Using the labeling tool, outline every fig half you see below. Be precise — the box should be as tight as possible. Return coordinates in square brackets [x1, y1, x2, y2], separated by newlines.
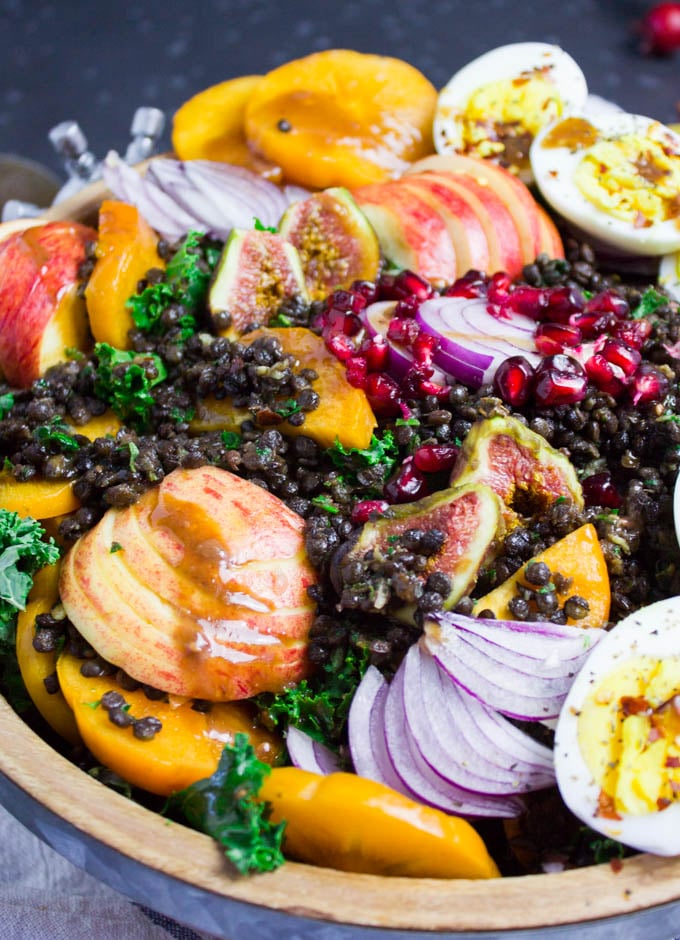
[278, 187, 381, 300]
[450, 415, 583, 515]
[209, 228, 309, 338]
[334, 483, 505, 622]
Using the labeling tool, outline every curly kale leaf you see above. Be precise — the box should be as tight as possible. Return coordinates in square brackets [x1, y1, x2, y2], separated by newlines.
[127, 230, 221, 338]
[0, 511, 59, 709]
[92, 344, 167, 432]
[326, 431, 399, 488]
[168, 733, 285, 875]
[256, 640, 370, 748]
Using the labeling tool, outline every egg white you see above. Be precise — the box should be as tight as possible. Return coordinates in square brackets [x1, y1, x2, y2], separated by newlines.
[554, 596, 680, 856]
[659, 250, 680, 302]
[531, 112, 680, 256]
[434, 42, 588, 183]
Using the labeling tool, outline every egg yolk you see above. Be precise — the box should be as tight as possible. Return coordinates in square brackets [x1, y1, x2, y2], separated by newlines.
[574, 128, 680, 226]
[578, 655, 680, 816]
[453, 72, 562, 171]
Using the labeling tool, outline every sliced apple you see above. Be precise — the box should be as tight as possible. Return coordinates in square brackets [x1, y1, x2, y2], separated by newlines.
[59, 466, 318, 701]
[353, 181, 457, 286]
[536, 204, 565, 260]
[406, 153, 544, 265]
[399, 174, 489, 275]
[0, 221, 96, 387]
[417, 170, 525, 277]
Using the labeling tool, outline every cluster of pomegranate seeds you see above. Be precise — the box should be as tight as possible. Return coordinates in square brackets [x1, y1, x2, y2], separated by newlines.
[490, 280, 669, 408]
[315, 269, 447, 417]
[316, 265, 671, 508]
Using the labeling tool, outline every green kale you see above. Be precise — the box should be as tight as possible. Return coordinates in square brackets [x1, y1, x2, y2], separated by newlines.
[34, 416, 80, 453]
[256, 639, 369, 748]
[326, 431, 399, 488]
[93, 343, 167, 433]
[0, 510, 60, 709]
[168, 733, 285, 875]
[631, 287, 667, 320]
[253, 217, 277, 234]
[220, 431, 241, 450]
[127, 230, 221, 338]
[0, 392, 14, 419]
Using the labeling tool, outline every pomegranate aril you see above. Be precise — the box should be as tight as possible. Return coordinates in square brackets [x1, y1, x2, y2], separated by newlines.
[601, 339, 641, 376]
[585, 353, 627, 397]
[393, 296, 421, 319]
[412, 331, 439, 364]
[543, 285, 586, 323]
[413, 444, 459, 473]
[535, 322, 582, 355]
[364, 371, 403, 416]
[582, 471, 623, 509]
[351, 499, 390, 524]
[345, 356, 368, 388]
[383, 456, 429, 503]
[506, 285, 549, 319]
[360, 336, 389, 371]
[534, 354, 587, 407]
[378, 270, 433, 301]
[629, 363, 670, 404]
[387, 316, 420, 345]
[569, 310, 618, 339]
[350, 280, 379, 304]
[612, 318, 652, 349]
[585, 290, 630, 319]
[325, 332, 356, 362]
[493, 355, 536, 407]
[487, 271, 513, 305]
[444, 269, 489, 298]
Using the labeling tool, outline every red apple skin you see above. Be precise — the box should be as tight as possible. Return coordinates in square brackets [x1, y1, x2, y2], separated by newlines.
[59, 466, 319, 702]
[414, 171, 523, 278]
[0, 221, 96, 387]
[399, 175, 489, 276]
[407, 154, 544, 265]
[353, 182, 458, 286]
[536, 204, 565, 259]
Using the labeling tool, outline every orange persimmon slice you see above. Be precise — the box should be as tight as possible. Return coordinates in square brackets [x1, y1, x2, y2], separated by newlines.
[474, 523, 610, 629]
[57, 650, 282, 796]
[244, 50, 437, 189]
[85, 200, 164, 349]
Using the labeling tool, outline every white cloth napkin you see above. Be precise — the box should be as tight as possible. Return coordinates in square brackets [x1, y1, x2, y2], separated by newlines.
[0, 803, 217, 940]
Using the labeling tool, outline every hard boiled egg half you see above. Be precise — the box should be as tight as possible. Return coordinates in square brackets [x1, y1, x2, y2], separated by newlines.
[659, 249, 680, 302]
[554, 596, 680, 856]
[434, 42, 588, 182]
[531, 112, 680, 256]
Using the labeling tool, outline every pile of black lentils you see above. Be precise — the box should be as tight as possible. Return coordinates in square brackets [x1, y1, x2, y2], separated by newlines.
[3, 232, 680, 869]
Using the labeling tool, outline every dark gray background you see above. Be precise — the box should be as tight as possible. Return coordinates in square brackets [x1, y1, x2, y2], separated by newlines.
[1, 0, 679, 183]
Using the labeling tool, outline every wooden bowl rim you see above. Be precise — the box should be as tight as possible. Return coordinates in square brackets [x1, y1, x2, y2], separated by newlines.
[2, 176, 680, 933]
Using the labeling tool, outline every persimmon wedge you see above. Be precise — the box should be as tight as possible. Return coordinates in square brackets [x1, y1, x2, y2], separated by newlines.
[474, 523, 610, 629]
[191, 326, 377, 450]
[57, 650, 281, 796]
[15, 562, 80, 745]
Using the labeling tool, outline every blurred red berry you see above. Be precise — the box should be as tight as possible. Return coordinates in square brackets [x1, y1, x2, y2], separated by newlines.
[639, 2, 680, 54]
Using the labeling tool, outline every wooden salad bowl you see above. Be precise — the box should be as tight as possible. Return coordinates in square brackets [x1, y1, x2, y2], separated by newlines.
[1, 181, 680, 939]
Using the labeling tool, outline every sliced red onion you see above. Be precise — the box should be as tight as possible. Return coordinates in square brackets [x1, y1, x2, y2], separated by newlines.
[101, 152, 307, 241]
[423, 611, 601, 720]
[286, 725, 341, 775]
[363, 301, 448, 381]
[347, 665, 404, 791]
[405, 645, 555, 794]
[416, 296, 541, 388]
[385, 659, 524, 818]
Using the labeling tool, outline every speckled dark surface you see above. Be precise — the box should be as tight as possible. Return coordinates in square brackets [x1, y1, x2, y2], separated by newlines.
[0, 0, 679, 185]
